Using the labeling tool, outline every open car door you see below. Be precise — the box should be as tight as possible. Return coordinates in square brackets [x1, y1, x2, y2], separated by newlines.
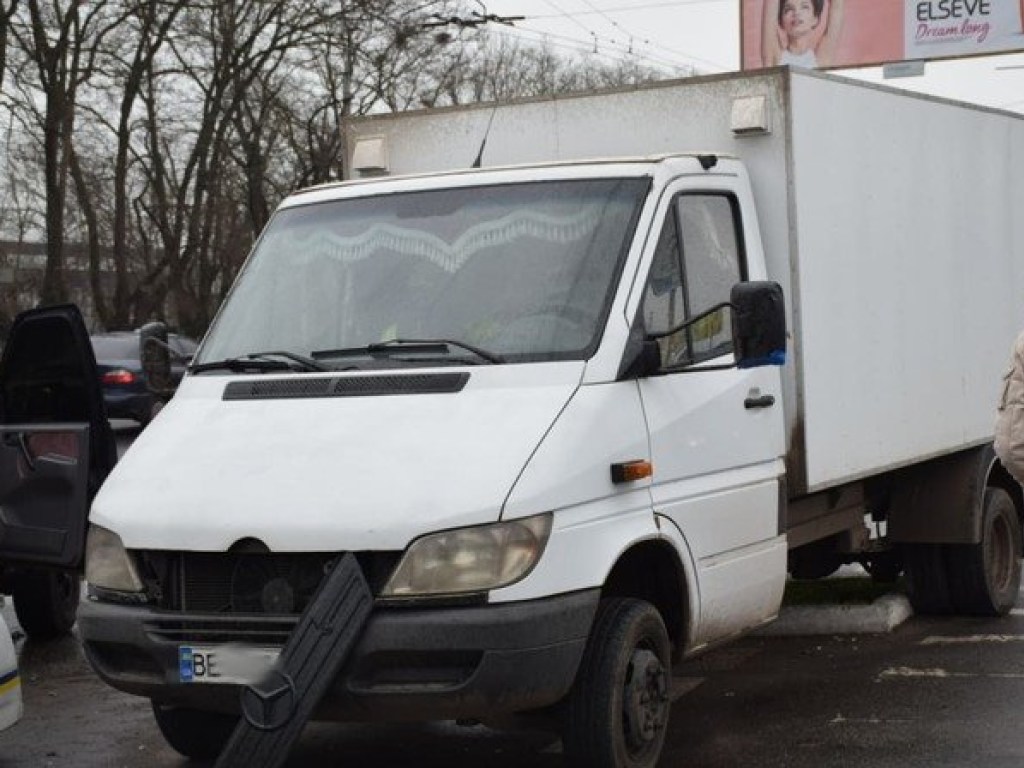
[0, 305, 116, 571]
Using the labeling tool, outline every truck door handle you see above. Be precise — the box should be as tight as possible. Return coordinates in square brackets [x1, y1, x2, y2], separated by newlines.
[744, 394, 775, 409]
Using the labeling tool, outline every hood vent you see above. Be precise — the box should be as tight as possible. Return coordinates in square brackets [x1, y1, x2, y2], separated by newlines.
[223, 372, 470, 400]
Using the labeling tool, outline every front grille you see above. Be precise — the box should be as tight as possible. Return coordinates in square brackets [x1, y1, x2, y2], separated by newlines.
[145, 615, 299, 645]
[134, 550, 400, 614]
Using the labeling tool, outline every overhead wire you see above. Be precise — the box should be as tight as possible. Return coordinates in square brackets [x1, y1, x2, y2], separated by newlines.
[529, 0, 733, 17]
[577, 0, 645, 54]
[522, 0, 734, 71]
[484, 22, 695, 73]
[541, 0, 597, 38]
[410, 0, 729, 72]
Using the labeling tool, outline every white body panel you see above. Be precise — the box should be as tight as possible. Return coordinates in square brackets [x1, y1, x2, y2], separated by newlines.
[350, 68, 1024, 494]
[0, 604, 22, 732]
[92, 364, 582, 552]
[787, 74, 1024, 490]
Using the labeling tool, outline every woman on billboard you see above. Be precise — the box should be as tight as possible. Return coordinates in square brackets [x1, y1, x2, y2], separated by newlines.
[761, 0, 845, 68]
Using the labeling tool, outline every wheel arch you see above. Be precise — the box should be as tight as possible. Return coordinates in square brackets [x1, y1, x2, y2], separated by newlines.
[600, 536, 692, 662]
[888, 444, 1008, 545]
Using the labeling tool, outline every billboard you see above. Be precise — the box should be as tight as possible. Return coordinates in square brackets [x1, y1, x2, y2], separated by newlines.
[741, 0, 1024, 70]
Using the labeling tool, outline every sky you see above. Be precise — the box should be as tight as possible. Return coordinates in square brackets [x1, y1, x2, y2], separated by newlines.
[481, 0, 1024, 113]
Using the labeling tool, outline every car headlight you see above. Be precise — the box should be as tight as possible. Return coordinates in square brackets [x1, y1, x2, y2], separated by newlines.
[85, 525, 144, 593]
[382, 513, 552, 597]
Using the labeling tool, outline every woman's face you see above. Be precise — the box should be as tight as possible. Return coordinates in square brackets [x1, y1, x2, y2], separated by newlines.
[781, 0, 820, 38]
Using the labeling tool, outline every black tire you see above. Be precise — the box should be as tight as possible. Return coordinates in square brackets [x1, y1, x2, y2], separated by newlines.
[788, 538, 842, 580]
[946, 487, 1023, 616]
[902, 543, 954, 614]
[563, 598, 671, 768]
[151, 702, 238, 760]
[11, 570, 80, 640]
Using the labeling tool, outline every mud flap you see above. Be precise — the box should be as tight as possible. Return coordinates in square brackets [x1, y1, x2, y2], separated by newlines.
[215, 553, 372, 768]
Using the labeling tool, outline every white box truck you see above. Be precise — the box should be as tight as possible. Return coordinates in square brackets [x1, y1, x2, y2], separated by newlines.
[1, 67, 1022, 767]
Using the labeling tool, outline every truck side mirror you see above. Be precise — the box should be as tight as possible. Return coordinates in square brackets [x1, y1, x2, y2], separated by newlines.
[139, 321, 173, 396]
[731, 281, 786, 368]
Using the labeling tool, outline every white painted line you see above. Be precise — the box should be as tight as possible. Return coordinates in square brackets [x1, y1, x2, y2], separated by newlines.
[878, 667, 1024, 680]
[1011, 608, 1024, 616]
[920, 634, 1024, 645]
[830, 713, 912, 724]
[879, 667, 951, 678]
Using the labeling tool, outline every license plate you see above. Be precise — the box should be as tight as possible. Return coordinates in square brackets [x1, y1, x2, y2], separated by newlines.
[178, 644, 279, 685]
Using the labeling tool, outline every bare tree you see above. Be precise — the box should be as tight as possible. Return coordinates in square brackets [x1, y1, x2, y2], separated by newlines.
[1, 2, 677, 333]
[415, 31, 668, 107]
[101, 0, 184, 328]
[136, 0, 328, 334]
[7, 0, 125, 304]
[0, 0, 17, 92]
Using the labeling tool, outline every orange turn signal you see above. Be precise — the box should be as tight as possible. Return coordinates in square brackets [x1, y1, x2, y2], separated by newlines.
[610, 460, 653, 484]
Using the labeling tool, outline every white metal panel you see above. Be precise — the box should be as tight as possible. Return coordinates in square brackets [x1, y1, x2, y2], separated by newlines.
[493, 380, 663, 602]
[346, 69, 1024, 494]
[500, 380, 650, 520]
[789, 72, 1024, 490]
[90, 364, 582, 552]
[688, 535, 787, 649]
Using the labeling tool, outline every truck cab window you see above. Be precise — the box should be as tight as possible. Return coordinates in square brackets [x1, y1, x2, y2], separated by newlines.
[642, 193, 744, 368]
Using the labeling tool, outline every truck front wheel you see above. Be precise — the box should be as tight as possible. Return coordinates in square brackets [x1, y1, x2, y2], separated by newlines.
[946, 487, 1022, 616]
[151, 702, 237, 759]
[562, 598, 671, 768]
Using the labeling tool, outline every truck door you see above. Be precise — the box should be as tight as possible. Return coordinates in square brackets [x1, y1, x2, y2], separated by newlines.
[0, 305, 115, 569]
[636, 183, 787, 647]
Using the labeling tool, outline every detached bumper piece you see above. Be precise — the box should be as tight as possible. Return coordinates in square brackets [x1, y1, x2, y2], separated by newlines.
[215, 553, 371, 768]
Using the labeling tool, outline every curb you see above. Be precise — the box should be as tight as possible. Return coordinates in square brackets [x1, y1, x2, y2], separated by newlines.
[755, 594, 913, 636]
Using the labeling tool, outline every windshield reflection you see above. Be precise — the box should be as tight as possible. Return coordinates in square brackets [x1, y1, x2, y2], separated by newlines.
[198, 178, 648, 369]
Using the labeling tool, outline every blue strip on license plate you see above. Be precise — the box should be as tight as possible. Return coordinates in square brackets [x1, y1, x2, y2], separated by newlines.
[179, 646, 194, 682]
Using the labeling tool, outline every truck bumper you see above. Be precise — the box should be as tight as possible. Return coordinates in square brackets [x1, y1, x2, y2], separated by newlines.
[78, 589, 599, 721]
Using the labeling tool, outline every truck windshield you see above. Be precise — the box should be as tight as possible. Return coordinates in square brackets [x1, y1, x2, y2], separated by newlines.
[197, 178, 648, 369]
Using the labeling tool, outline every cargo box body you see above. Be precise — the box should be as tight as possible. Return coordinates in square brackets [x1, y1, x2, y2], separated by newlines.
[347, 68, 1024, 496]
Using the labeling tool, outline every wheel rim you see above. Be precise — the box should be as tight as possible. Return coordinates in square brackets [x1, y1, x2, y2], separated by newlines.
[986, 506, 1015, 595]
[622, 647, 669, 757]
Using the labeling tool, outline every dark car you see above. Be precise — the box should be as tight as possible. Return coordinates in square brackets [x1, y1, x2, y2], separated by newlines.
[90, 331, 197, 424]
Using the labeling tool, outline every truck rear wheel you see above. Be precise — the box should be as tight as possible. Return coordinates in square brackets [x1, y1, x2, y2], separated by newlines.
[11, 570, 80, 640]
[946, 487, 1022, 616]
[562, 598, 671, 768]
[151, 702, 237, 759]
[902, 543, 953, 615]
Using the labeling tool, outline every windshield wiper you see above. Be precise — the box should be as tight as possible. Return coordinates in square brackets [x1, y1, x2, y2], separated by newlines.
[312, 338, 504, 365]
[191, 350, 328, 374]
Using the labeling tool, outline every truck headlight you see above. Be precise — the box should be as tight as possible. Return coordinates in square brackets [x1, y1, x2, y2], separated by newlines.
[382, 513, 552, 597]
[85, 525, 144, 593]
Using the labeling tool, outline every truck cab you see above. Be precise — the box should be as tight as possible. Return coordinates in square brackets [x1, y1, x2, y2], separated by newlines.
[73, 156, 787, 767]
